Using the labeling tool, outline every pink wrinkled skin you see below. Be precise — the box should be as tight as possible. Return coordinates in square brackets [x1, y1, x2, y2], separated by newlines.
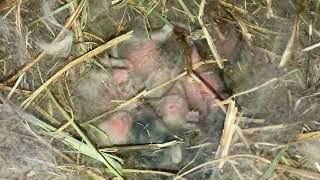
[183, 71, 222, 116]
[126, 40, 161, 76]
[98, 111, 133, 145]
[112, 69, 130, 85]
[158, 95, 199, 130]
[144, 68, 172, 98]
[158, 45, 226, 127]
[111, 69, 137, 99]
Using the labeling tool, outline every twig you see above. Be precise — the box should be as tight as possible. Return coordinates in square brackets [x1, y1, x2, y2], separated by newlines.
[231, 13, 252, 44]
[174, 28, 193, 76]
[229, 78, 277, 99]
[218, 0, 247, 15]
[266, 0, 273, 18]
[215, 100, 238, 168]
[198, 0, 223, 69]
[177, 0, 195, 22]
[242, 124, 287, 134]
[6, 73, 25, 99]
[119, 168, 183, 179]
[0, 0, 16, 11]
[100, 140, 182, 152]
[15, 0, 22, 37]
[302, 42, 320, 52]
[0, 84, 31, 95]
[230, 161, 245, 180]
[296, 131, 320, 141]
[278, 4, 301, 68]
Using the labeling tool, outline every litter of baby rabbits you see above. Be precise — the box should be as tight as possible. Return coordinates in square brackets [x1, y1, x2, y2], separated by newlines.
[1, 0, 320, 179]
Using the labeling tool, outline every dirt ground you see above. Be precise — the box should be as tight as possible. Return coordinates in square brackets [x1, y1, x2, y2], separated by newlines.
[1, 0, 320, 179]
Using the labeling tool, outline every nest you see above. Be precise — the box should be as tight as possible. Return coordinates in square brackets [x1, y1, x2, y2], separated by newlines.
[0, 0, 320, 179]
